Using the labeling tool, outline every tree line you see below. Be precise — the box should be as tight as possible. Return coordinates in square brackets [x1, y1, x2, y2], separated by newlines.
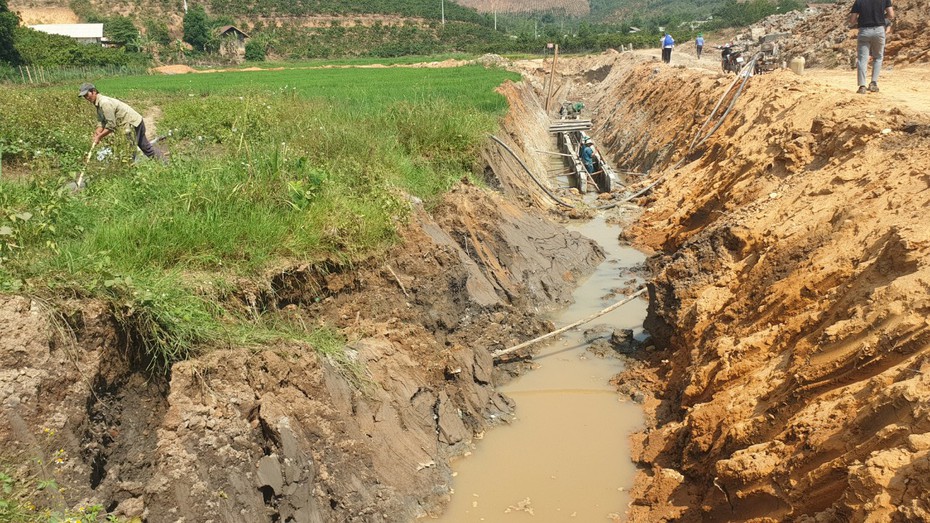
[0, 0, 805, 71]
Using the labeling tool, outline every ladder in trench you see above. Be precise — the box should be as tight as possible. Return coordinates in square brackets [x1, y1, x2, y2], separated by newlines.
[547, 116, 618, 194]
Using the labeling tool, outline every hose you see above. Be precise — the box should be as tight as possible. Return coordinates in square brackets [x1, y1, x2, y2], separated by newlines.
[488, 134, 575, 208]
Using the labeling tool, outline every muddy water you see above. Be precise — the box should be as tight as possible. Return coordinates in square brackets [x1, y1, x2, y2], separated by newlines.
[434, 216, 646, 522]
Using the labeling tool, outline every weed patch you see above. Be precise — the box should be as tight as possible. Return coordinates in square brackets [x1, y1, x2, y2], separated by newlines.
[0, 63, 518, 370]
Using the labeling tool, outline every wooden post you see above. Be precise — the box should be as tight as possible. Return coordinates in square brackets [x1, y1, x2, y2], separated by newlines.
[18, 65, 24, 83]
[544, 44, 559, 113]
[25, 66, 33, 84]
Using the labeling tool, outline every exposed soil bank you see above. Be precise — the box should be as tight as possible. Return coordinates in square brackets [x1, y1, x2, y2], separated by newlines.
[0, 179, 606, 521]
[567, 52, 930, 520]
[436, 217, 647, 522]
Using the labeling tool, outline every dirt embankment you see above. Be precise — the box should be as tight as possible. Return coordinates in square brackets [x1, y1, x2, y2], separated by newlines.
[0, 174, 604, 521]
[576, 53, 930, 520]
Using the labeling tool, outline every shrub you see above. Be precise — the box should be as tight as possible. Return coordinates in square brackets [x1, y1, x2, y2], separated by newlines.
[0, 0, 21, 65]
[13, 26, 143, 66]
[244, 40, 265, 61]
[183, 5, 211, 51]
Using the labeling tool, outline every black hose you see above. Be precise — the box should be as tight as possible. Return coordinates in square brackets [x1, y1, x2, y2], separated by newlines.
[488, 134, 576, 208]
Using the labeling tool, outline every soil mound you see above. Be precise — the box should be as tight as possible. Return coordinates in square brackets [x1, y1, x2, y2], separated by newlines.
[749, 0, 930, 67]
[151, 64, 196, 75]
[8, 4, 78, 25]
[579, 55, 930, 521]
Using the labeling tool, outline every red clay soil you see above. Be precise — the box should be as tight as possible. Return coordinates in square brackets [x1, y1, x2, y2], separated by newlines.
[556, 38, 930, 523]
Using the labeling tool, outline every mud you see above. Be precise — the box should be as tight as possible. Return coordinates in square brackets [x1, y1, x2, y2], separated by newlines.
[545, 47, 930, 523]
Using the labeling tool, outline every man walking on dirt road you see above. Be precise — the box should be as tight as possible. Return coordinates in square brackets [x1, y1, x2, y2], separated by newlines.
[79, 83, 166, 162]
[696, 34, 705, 60]
[849, 0, 894, 94]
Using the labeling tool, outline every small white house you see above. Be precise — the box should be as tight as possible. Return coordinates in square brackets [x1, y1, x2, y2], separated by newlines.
[29, 24, 104, 45]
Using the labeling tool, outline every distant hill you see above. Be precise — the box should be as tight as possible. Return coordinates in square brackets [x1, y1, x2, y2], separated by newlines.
[5, 0, 819, 64]
[448, 0, 730, 22]
[454, 0, 589, 17]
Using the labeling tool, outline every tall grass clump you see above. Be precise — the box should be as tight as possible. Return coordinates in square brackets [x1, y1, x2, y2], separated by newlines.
[0, 62, 519, 368]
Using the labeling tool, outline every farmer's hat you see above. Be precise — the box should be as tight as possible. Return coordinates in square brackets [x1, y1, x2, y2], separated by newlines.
[78, 83, 96, 97]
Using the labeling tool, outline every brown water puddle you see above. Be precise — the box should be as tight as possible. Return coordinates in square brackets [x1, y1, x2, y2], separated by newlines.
[433, 216, 646, 522]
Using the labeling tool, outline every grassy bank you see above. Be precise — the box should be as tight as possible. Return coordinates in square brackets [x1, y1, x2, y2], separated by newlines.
[0, 62, 519, 368]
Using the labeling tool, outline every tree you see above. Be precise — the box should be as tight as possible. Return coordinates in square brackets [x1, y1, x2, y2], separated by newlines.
[183, 4, 210, 51]
[106, 16, 139, 47]
[0, 0, 22, 65]
[144, 19, 172, 46]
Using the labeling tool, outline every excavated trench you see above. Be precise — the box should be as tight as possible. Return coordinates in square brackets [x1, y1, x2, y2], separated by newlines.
[435, 216, 648, 522]
[2, 50, 930, 523]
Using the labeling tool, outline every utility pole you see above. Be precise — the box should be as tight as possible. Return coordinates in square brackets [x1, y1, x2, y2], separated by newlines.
[493, 0, 497, 31]
[441, 0, 445, 25]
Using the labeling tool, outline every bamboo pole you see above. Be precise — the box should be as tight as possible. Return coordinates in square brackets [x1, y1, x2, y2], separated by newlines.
[585, 170, 603, 193]
[18, 65, 25, 83]
[492, 287, 647, 360]
[534, 149, 574, 158]
[544, 44, 559, 113]
[25, 66, 33, 84]
[385, 264, 409, 298]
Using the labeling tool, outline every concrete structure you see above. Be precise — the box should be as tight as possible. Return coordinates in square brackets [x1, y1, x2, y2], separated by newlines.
[29, 23, 103, 45]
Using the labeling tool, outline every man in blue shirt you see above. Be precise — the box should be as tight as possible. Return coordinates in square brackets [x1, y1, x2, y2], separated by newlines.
[850, 0, 894, 94]
[581, 140, 595, 174]
[662, 33, 675, 63]
[696, 34, 705, 60]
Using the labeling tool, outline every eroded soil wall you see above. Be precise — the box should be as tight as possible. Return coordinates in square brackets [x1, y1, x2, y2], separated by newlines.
[0, 175, 604, 521]
[593, 60, 930, 521]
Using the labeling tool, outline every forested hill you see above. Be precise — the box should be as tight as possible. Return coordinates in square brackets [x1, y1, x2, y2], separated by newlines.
[3, 0, 807, 68]
[76, 0, 488, 25]
[204, 0, 484, 23]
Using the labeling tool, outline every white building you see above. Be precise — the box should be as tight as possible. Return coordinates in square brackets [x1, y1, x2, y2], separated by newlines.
[29, 24, 104, 45]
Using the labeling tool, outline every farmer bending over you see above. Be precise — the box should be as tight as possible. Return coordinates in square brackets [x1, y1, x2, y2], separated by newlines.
[79, 82, 166, 162]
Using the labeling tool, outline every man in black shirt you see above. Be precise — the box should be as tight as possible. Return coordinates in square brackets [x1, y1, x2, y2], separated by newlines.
[850, 0, 895, 94]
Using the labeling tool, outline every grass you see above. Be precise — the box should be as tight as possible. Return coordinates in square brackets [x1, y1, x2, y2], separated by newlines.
[0, 61, 520, 370]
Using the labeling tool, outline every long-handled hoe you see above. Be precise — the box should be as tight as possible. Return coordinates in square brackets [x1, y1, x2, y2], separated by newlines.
[66, 143, 95, 193]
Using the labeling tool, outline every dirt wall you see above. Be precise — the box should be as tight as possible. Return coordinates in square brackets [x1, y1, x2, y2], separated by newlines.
[0, 180, 604, 521]
[590, 59, 930, 520]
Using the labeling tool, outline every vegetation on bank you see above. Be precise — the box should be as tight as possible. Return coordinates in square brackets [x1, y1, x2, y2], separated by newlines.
[0, 64, 518, 369]
[0, 0, 806, 74]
